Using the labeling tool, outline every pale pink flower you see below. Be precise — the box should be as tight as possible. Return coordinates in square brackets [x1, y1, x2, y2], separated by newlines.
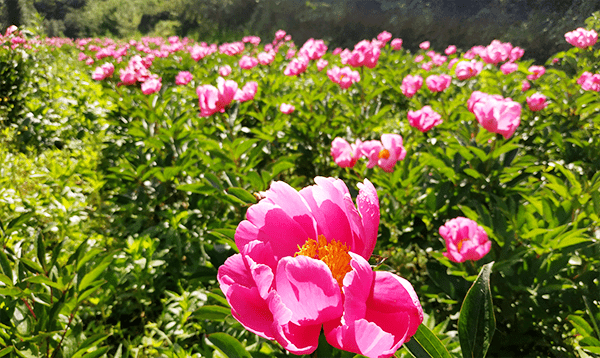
[218, 177, 422, 356]
[401, 75, 423, 98]
[280, 103, 295, 114]
[175, 71, 193, 85]
[463, 50, 476, 59]
[414, 54, 424, 63]
[361, 135, 406, 172]
[447, 58, 459, 69]
[455, 60, 483, 80]
[470, 92, 522, 139]
[119, 67, 137, 85]
[284, 55, 309, 76]
[333, 47, 343, 55]
[327, 66, 360, 89]
[425, 74, 452, 92]
[85, 58, 94, 65]
[360, 140, 384, 169]
[419, 41, 430, 50]
[219, 65, 232, 77]
[421, 62, 433, 71]
[219, 41, 245, 56]
[579, 72, 600, 92]
[377, 31, 392, 44]
[526, 93, 548, 111]
[408, 106, 443, 132]
[565, 28, 598, 48]
[391, 38, 403, 50]
[298, 38, 328, 60]
[500, 62, 518, 75]
[286, 48, 296, 60]
[275, 29, 286, 41]
[258, 51, 275, 65]
[479, 40, 510, 64]
[577, 72, 592, 85]
[521, 80, 530, 92]
[5, 25, 18, 36]
[234, 81, 258, 102]
[243, 36, 261, 45]
[239, 55, 259, 69]
[92, 63, 114, 81]
[439, 217, 491, 263]
[284, 34, 292, 41]
[331, 138, 362, 168]
[317, 59, 328, 71]
[78, 52, 88, 61]
[141, 76, 162, 95]
[445, 45, 457, 55]
[527, 66, 545, 80]
[509, 47, 524, 61]
[431, 53, 447, 66]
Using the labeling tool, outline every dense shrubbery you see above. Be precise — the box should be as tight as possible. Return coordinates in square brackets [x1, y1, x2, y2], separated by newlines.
[0, 17, 600, 358]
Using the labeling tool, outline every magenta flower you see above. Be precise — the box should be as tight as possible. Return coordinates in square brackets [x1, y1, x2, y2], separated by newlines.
[479, 40, 510, 64]
[298, 38, 328, 60]
[196, 77, 238, 117]
[327, 66, 361, 89]
[219, 41, 245, 56]
[527, 65, 545, 80]
[439, 217, 491, 263]
[175, 71, 193, 85]
[280, 103, 295, 114]
[234, 81, 258, 103]
[509, 47, 524, 61]
[317, 59, 329, 71]
[243, 35, 261, 45]
[391, 38, 403, 50]
[401, 75, 423, 98]
[239, 55, 259, 70]
[346, 40, 381, 68]
[361, 140, 384, 169]
[92, 63, 114, 81]
[331, 138, 362, 168]
[455, 60, 483, 80]
[447, 58, 459, 69]
[445, 45, 457, 55]
[284, 55, 309, 76]
[578, 72, 600, 92]
[217, 177, 423, 356]
[218, 65, 232, 77]
[425, 74, 452, 92]
[470, 92, 522, 139]
[421, 62, 433, 71]
[361, 135, 406, 172]
[521, 80, 531, 92]
[565, 28, 598, 48]
[258, 51, 275, 65]
[275, 29, 286, 41]
[500, 62, 518, 75]
[419, 41, 430, 50]
[526, 93, 548, 111]
[431, 53, 447, 66]
[377, 31, 392, 44]
[141, 76, 162, 95]
[333, 47, 343, 55]
[408, 106, 443, 133]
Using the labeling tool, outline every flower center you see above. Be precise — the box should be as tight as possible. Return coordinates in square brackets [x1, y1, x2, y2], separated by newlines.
[294, 235, 352, 287]
[457, 237, 471, 252]
[378, 149, 390, 159]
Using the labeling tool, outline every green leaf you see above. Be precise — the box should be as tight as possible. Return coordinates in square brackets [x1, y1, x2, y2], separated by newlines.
[194, 305, 232, 321]
[207, 332, 252, 358]
[569, 315, 595, 337]
[458, 262, 495, 358]
[23, 275, 65, 291]
[82, 347, 110, 358]
[36, 235, 46, 273]
[405, 324, 453, 358]
[0, 347, 14, 357]
[227, 187, 257, 204]
[78, 256, 112, 292]
[0, 251, 12, 277]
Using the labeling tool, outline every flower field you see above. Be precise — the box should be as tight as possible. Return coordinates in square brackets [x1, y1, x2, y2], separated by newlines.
[0, 19, 600, 358]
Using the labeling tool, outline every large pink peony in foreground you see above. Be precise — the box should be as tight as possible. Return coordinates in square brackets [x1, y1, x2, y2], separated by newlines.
[218, 178, 423, 357]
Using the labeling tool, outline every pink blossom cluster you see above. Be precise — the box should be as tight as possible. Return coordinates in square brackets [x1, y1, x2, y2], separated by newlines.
[327, 66, 360, 89]
[242, 36, 261, 45]
[578, 72, 600, 92]
[455, 60, 483, 80]
[425, 74, 452, 92]
[565, 28, 598, 48]
[196, 78, 258, 117]
[468, 91, 522, 139]
[298, 38, 328, 60]
[439, 217, 491, 263]
[284, 55, 309, 76]
[331, 134, 407, 172]
[500, 62, 518, 75]
[527, 65, 546, 80]
[401, 75, 423, 98]
[119, 55, 153, 86]
[407, 106, 443, 132]
[478, 40, 512, 64]
[316, 59, 328, 71]
[390, 38, 403, 50]
[92, 63, 115, 81]
[189, 43, 217, 61]
[175, 71, 193, 85]
[526, 93, 548, 111]
[257, 51, 276, 65]
[239, 55, 259, 69]
[377, 31, 392, 45]
[279, 103, 295, 114]
[340, 40, 381, 68]
[219, 41, 245, 56]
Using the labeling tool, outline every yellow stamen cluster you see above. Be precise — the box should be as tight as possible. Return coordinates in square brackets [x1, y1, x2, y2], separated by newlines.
[378, 149, 390, 159]
[457, 237, 470, 252]
[295, 235, 352, 288]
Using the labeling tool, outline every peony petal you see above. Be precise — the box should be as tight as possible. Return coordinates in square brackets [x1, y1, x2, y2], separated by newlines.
[263, 181, 317, 241]
[357, 179, 380, 259]
[217, 253, 254, 296]
[227, 285, 277, 340]
[275, 256, 343, 325]
[325, 318, 396, 358]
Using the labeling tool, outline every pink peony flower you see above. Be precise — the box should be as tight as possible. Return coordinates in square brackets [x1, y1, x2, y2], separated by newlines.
[500, 62, 518, 75]
[346, 40, 381, 68]
[509, 47, 524, 61]
[431, 53, 447, 66]
[234, 81, 258, 102]
[298, 38, 328, 60]
[196, 77, 238, 117]
[327, 66, 360, 89]
[521, 80, 531, 92]
[425, 74, 452, 92]
[275, 29, 286, 41]
[317, 59, 328, 71]
[445, 45, 457, 55]
[526, 93, 548, 111]
[141, 76, 162, 95]
[455, 60, 483, 80]
[377, 31, 392, 44]
[239, 55, 259, 70]
[175, 71, 193, 85]
[447, 58, 459, 69]
[421, 62, 433, 71]
[331, 138, 362, 168]
[92, 63, 114, 81]
[284, 55, 309, 76]
[85, 58, 94, 65]
[479, 40, 510, 64]
[361, 134, 406, 172]
[470, 92, 522, 139]
[579, 72, 600, 92]
[243, 36, 261, 45]
[217, 177, 423, 356]
[439, 217, 491, 263]
[407, 106, 443, 132]
[280, 103, 295, 114]
[527, 65, 545, 80]
[414, 54, 424, 63]
[286, 48, 296, 59]
[258, 51, 275, 65]
[565, 28, 598, 48]
[419, 41, 430, 50]
[333, 47, 343, 55]
[284, 34, 292, 42]
[219, 65, 232, 77]
[401, 75, 423, 98]
[219, 41, 245, 56]
[390, 38, 403, 50]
